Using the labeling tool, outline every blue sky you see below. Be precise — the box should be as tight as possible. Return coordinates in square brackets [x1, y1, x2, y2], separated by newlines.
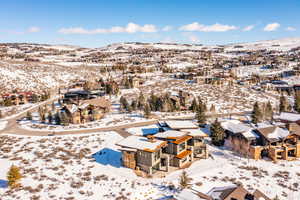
[0, 0, 299, 47]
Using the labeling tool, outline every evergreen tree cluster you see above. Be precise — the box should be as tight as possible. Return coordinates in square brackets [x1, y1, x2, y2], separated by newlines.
[279, 95, 291, 113]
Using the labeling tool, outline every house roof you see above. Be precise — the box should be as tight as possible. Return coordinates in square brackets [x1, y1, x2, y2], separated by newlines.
[165, 120, 198, 129]
[241, 130, 259, 140]
[183, 129, 209, 137]
[256, 126, 290, 142]
[172, 135, 193, 144]
[288, 123, 300, 136]
[253, 189, 271, 200]
[81, 97, 111, 108]
[207, 185, 248, 200]
[116, 135, 166, 152]
[176, 189, 209, 200]
[221, 121, 251, 134]
[279, 112, 300, 122]
[155, 130, 186, 139]
[207, 185, 236, 200]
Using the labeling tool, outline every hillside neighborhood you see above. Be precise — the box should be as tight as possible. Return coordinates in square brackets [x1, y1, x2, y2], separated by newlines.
[0, 38, 300, 200]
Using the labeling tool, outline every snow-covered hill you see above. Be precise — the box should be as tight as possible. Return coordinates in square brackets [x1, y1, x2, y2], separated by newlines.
[99, 37, 300, 52]
[224, 37, 300, 52]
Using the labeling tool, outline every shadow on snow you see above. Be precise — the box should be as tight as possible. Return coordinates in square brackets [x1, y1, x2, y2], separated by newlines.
[92, 148, 122, 168]
[0, 179, 8, 188]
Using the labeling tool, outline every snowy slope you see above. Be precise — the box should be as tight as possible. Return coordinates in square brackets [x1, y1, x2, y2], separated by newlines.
[224, 37, 300, 52]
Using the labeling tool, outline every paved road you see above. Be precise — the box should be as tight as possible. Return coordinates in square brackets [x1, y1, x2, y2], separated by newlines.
[0, 92, 252, 138]
[0, 109, 250, 138]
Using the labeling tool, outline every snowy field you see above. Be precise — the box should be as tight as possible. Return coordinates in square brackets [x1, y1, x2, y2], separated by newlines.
[0, 120, 7, 131]
[0, 131, 299, 199]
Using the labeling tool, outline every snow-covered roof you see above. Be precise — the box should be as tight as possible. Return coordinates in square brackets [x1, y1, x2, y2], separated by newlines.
[154, 130, 186, 139]
[257, 126, 290, 141]
[279, 112, 300, 122]
[242, 130, 259, 139]
[207, 185, 237, 199]
[176, 189, 206, 200]
[268, 127, 290, 139]
[165, 120, 198, 129]
[116, 135, 165, 152]
[184, 129, 209, 137]
[221, 121, 251, 134]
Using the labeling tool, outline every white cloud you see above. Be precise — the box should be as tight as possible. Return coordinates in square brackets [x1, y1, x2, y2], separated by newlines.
[179, 22, 238, 32]
[286, 26, 296, 31]
[58, 22, 157, 34]
[162, 25, 173, 31]
[28, 26, 40, 33]
[263, 23, 280, 31]
[242, 25, 255, 31]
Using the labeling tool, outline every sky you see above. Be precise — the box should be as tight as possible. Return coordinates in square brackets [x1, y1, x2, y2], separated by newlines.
[0, 0, 299, 47]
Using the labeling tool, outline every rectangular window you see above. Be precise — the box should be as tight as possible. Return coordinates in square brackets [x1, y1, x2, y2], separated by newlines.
[178, 142, 186, 152]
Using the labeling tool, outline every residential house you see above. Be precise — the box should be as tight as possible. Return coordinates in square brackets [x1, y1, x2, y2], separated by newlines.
[254, 126, 300, 161]
[117, 120, 208, 175]
[175, 185, 271, 200]
[117, 135, 168, 175]
[221, 120, 300, 161]
[221, 121, 262, 160]
[61, 97, 111, 124]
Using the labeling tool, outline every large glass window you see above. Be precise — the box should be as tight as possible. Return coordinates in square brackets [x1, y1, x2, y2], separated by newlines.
[178, 142, 186, 152]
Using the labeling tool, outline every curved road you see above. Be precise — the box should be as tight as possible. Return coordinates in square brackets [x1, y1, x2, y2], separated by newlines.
[0, 98, 249, 137]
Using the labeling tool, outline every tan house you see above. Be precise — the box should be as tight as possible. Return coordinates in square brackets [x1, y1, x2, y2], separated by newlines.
[222, 120, 300, 162]
[117, 121, 208, 175]
[117, 135, 168, 175]
[61, 97, 111, 124]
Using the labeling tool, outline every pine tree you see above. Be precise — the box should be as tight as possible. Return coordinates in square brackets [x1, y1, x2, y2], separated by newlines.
[26, 111, 32, 120]
[190, 98, 198, 112]
[265, 101, 273, 121]
[210, 104, 216, 113]
[279, 95, 288, 113]
[54, 112, 61, 125]
[7, 165, 22, 188]
[143, 103, 151, 119]
[120, 96, 129, 111]
[273, 195, 280, 200]
[252, 102, 262, 124]
[210, 119, 225, 146]
[131, 100, 137, 111]
[40, 112, 46, 123]
[137, 92, 145, 110]
[51, 102, 55, 111]
[48, 112, 53, 124]
[127, 104, 132, 113]
[196, 106, 206, 126]
[60, 112, 69, 126]
[294, 92, 300, 113]
[179, 171, 192, 189]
